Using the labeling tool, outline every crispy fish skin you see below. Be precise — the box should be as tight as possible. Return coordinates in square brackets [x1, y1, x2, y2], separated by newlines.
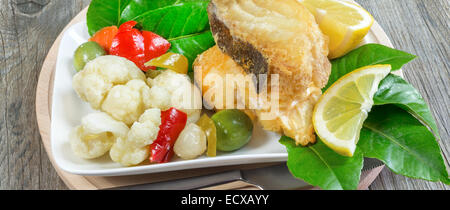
[205, 0, 331, 145]
[208, 5, 268, 91]
[208, 0, 331, 94]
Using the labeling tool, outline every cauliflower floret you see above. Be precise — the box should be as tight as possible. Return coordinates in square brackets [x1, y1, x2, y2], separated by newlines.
[70, 112, 129, 159]
[109, 137, 150, 167]
[73, 55, 145, 109]
[146, 70, 202, 123]
[174, 123, 207, 160]
[101, 79, 151, 126]
[146, 86, 171, 110]
[110, 108, 161, 166]
[127, 108, 161, 147]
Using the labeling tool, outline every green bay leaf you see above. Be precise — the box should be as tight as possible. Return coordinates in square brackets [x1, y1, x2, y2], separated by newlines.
[359, 105, 450, 184]
[169, 31, 215, 71]
[280, 136, 363, 190]
[374, 74, 440, 139]
[87, 0, 204, 35]
[86, 0, 131, 36]
[120, 0, 209, 24]
[132, 1, 210, 39]
[120, 0, 180, 23]
[325, 44, 416, 91]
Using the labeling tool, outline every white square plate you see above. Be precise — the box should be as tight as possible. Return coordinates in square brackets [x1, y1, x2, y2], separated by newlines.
[51, 21, 287, 176]
[51, 21, 387, 176]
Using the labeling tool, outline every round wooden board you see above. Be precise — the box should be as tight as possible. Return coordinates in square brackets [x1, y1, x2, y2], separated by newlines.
[36, 5, 391, 190]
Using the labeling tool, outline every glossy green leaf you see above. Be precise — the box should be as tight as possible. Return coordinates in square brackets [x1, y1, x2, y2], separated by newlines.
[120, 0, 206, 23]
[169, 31, 215, 71]
[87, 0, 200, 35]
[86, 0, 131, 36]
[132, 2, 210, 38]
[325, 44, 416, 90]
[359, 105, 450, 184]
[374, 74, 440, 139]
[120, 0, 179, 23]
[132, 1, 213, 71]
[280, 136, 364, 190]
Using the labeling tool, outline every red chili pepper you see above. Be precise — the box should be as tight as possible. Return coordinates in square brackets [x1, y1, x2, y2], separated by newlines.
[150, 108, 187, 163]
[109, 21, 171, 72]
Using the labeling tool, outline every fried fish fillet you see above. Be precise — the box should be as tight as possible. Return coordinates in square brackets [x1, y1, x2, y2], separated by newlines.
[195, 46, 324, 145]
[206, 0, 332, 145]
[193, 46, 258, 122]
[208, 0, 331, 93]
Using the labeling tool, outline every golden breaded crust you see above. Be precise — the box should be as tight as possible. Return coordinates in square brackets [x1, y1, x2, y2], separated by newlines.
[193, 46, 257, 122]
[208, 0, 331, 97]
[194, 46, 323, 145]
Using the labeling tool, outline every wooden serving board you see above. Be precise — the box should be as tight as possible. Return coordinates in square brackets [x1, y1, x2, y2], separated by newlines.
[36, 5, 391, 190]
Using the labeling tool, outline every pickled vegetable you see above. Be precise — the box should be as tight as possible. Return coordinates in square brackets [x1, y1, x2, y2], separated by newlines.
[211, 110, 253, 152]
[197, 114, 217, 157]
[145, 52, 188, 74]
[73, 41, 106, 72]
[109, 21, 171, 72]
[174, 124, 207, 160]
[149, 107, 187, 163]
[89, 26, 118, 53]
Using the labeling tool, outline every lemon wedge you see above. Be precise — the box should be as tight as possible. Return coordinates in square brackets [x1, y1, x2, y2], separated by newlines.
[313, 65, 391, 156]
[301, 0, 374, 59]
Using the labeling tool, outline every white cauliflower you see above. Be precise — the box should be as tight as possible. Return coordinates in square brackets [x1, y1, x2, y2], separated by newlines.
[174, 123, 207, 160]
[71, 57, 207, 164]
[70, 112, 129, 159]
[110, 108, 161, 166]
[73, 55, 145, 110]
[109, 137, 150, 167]
[126, 108, 161, 147]
[146, 70, 202, 123]
[101, 79, 151, 126]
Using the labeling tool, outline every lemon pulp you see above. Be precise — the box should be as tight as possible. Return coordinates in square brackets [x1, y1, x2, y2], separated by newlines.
[313, 65, 391, 156]
[301, 0, 374, 59]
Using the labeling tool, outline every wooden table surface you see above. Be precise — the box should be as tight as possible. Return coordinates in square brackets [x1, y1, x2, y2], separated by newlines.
[0, 0, 448, 190]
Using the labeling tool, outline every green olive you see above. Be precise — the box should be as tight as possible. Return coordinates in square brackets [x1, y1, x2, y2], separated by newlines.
[211, 110, 253, 152]
[73, 41, 106, 72]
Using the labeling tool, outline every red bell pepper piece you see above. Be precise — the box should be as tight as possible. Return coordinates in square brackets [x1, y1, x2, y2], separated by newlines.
[150, 108, 187, 163]
[109, 21, 171, 72]
[142, 31, 172, 61]
[89, 26, 119, 53]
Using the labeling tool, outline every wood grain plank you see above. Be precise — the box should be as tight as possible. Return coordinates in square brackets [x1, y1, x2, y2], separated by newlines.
[0, 0, 11, 190]
[2, 0, 43, 190]
[357, 0, 450, 190]
[0, 0, 90, 190]
[36, 1, 90, 190]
